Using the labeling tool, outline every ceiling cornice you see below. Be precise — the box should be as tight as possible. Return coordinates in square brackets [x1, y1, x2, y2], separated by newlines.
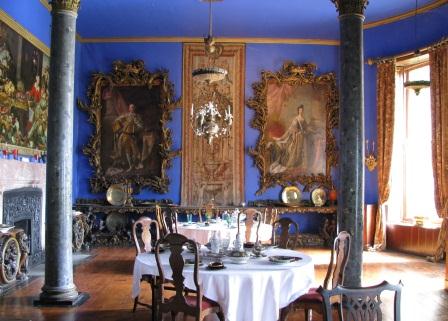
[77, 36, 340, 46]
[36, 0, 447, 43]
[364, 0, 447, 29]
[0, 9, 50, 56]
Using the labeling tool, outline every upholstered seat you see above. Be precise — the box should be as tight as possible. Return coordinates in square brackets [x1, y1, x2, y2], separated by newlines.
[280, 231, 351, 321]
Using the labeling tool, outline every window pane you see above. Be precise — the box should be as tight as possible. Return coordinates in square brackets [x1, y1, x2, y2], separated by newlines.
[388, 64, 438, 223]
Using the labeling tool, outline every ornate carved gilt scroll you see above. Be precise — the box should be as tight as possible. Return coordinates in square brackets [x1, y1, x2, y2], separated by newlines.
[78, 60, 180, 193]
[247, 61, 339, 195]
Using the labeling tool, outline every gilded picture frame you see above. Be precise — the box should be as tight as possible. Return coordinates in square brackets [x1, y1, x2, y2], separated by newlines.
[247, 62, 338, 195]
[78, 60, 180, 193]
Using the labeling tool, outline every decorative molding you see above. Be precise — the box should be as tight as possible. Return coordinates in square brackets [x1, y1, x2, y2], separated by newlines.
[331, 0, 369, 16]
[364, 0, 448, 29]
[39, 0, 52, 11]
[49, 0, 81, 13]
[77, 36, 340, 46]
[0, 9, 50, 56]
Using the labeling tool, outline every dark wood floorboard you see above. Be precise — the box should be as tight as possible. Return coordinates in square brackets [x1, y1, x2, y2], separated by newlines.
[0, 247, 446, 321]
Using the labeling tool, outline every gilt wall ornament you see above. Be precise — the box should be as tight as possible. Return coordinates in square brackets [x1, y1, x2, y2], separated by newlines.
[78, 60, 180, 193]
[331, 0, 369, 15]
[247, 61, 339, 195]
[50, 0, 81, 12]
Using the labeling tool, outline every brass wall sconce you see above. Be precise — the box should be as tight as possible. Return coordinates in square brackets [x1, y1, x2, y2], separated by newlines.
[365, 139, 377, 171]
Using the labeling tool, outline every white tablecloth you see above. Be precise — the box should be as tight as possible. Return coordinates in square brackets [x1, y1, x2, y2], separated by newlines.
[177, 222, 273, 244]
[132, 248, 314, 321]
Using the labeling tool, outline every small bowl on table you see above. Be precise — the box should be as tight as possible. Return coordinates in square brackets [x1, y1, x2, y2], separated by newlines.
[228, 250, 250, 264]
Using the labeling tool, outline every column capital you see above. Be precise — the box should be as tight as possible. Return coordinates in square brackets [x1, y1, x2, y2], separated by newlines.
[50, 0, 80, 13]
[331, 0, 368, 16]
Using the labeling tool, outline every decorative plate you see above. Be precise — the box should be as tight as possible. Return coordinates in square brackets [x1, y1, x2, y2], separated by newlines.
[268, 255, 301, 264]
[281, 186, 301, 206]
[106, 184, 127, 206]
[311, 187, 327, 207]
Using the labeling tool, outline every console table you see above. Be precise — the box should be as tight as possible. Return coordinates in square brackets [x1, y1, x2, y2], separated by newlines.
[73, 200, 337, 248]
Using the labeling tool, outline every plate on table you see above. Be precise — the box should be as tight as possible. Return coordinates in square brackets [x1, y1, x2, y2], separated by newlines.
[207, 262, 226, 270]
[268, 255, 302, 264]
[184, 258, 204, 266]
[281, 186, 301, 206]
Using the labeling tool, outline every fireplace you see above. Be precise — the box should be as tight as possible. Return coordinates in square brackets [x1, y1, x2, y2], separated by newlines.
[3, 187, 44, 266]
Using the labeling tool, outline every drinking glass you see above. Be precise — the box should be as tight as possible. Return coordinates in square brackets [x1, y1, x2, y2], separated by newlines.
[187, 213, 193, 224]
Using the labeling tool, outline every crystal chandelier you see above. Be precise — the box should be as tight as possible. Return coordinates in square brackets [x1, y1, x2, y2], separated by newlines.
[190, 88, 233, 145]
[190, 0, 232, 144]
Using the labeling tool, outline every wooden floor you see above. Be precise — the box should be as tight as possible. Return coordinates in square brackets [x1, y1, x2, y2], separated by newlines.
[0, 247, 446, 321]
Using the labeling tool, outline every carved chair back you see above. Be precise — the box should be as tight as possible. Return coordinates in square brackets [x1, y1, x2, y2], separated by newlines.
[155, 233, 202, 318]
[318, 280, 403, 321]
[323, 230, 351, 290]
[272, 217, 299, 249]
[263, 207, 279, 225]
[155, 206, 178, 237]
[132, 216, 160, 255]
[242, 208, 263, 243]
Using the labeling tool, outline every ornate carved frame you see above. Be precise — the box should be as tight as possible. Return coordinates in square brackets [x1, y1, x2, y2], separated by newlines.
[247, 62, 339, 195]
[78, 60, 180, 193]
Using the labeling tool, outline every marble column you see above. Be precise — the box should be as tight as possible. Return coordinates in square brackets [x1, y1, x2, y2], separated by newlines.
[36, 0, 87, 306]
[331, 0, 368, 287]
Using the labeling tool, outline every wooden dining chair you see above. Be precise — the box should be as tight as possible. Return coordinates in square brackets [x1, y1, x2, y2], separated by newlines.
[318, 280, 403, 321]
[131, 216, 160, 316]
[272, 217, 299, 249]
[155, 206, 178, 237]
[280, 230, 351, 321]
[242, 208, 263, 243]
[154, 233, 225, 321]
[263, 207, 279, 225]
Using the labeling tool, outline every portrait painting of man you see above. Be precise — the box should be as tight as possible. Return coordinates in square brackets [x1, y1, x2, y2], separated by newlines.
[100, 86, 162, 179]
[80, 60, 178, 193]
[265, 81, 327, 178]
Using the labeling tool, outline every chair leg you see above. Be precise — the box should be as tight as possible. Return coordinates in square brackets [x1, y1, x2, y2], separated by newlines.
[305, 308, 312, 321]
[217, 310, 225, 321]
[279, 306, 289, 321]
[171, 311, 177, 320]
[132, 296, 138, 312]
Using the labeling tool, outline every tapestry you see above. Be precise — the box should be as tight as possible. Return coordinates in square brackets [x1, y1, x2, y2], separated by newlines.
[0, 17, 49, 153]
[181, 43, 245, 206]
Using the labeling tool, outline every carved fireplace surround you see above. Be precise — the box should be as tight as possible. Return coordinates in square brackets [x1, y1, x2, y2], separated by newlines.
[0, 159, 46, 266]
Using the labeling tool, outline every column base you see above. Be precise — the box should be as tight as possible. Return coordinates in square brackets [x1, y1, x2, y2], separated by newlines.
[34, 292, 89, 307]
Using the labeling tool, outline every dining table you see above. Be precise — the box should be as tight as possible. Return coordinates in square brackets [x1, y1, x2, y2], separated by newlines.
[176, 220, 273, 245]
[132, 247, 315, 321]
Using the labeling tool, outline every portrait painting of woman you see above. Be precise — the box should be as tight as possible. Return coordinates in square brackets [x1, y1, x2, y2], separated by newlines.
[265, 81, 327, 177]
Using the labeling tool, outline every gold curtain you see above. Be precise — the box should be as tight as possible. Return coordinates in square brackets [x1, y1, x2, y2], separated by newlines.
[373, 60, 396, 250]
[429, 41, 448, 262]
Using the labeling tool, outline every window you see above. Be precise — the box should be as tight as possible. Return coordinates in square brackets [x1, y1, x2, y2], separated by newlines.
[387, 58, 438, 224]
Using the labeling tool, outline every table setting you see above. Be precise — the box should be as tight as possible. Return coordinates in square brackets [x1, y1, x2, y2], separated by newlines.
[132, 230, 315, 321]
